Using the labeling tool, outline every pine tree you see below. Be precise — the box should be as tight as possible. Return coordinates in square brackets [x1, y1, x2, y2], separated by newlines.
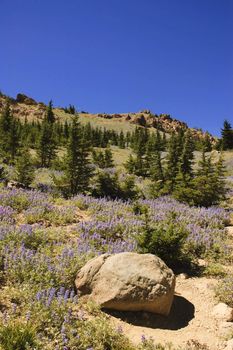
[221, 120, 233, 150]
[46, 100, 56, 123]
[172, 131, 195, 203]
[37, 121, 57, 167]
[188, 151, 224, 207]
[104, 147, 114, 168]
[64, 120, 70, 140]
[15, 148, 35, 187]
[164, 132, 182, 192]
[125, 154, 136, 174]
[64, 116, 93, 195]
[202, 133, 212, 152]
[212, 152, 226, 202]
[9, 119, 20, 161]
[118, 131, 125, 148]
[150, 150, 164, 182]
[178, 130, 195, 180]
[0, 101, 20, 163]
[37, 101, 57, 167]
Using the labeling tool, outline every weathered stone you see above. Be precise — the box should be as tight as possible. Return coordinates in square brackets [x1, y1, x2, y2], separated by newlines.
[75, 252, 175, 316]
[212, 303, 233, 322]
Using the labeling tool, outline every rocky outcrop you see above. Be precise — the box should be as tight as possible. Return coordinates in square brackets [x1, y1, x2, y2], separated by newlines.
[75, 252, 176, 316]
[16, 93, 37, 105]
[0, 93, 217, 145]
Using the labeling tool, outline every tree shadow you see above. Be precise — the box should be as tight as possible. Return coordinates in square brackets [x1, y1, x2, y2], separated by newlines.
[103, 295, 195, 330]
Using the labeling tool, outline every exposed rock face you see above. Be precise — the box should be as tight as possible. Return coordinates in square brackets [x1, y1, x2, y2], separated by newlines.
[75, 252, 176, 316]
[16, 93, 37, 105]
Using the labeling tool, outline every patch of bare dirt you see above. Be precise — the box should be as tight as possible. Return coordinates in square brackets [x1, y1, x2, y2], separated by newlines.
[108, 276, 228, 349]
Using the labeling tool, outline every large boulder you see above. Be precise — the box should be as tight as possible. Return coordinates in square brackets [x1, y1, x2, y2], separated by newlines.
[75, 252, 176, 316]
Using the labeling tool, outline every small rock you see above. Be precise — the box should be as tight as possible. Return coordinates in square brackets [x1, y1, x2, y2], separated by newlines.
[198, 259, 207, 267]
[225, 339, 233, 350]
[212, 303, 233, 322]
[226, 227, 233, 237]
[178, 273, 188, 280]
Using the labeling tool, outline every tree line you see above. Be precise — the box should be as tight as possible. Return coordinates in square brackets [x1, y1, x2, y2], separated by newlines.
[0, 99, 231, 206]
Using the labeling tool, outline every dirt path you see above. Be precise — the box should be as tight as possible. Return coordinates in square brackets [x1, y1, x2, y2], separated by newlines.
[108, 276, 226, 349]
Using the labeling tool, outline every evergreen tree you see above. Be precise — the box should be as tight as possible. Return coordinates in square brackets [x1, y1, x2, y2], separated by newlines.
[164, 132, 182, 192]
[64, 116, 93, 195]
[118, 131, 125, 148]
[9, 119, 20, 161]
[93, 170, 120, 199]
[92, 149, 105, 168]
[15, 148, 35, 187]
[125, 154, 136, 174]
[37, 101, 57, 167]
[202, 133, 212, 152]
[183, 151, 226, 207]
[0, 101, 20, 163]
[172, 131, 195, 203]
[104, 147, 114, 168]
[221, 120, 233, 150]
[37, 121, 57, 167]
[178, 130, 195, 180]
[46, 100, 56, 123]
[64, 120, 70, 140]
[150, 150, 164, 182]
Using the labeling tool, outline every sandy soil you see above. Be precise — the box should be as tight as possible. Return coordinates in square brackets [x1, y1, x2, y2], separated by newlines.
[107, 275, 230, 349]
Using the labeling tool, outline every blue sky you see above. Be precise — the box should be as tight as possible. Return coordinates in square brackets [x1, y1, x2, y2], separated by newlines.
[1, 0, 232, 135]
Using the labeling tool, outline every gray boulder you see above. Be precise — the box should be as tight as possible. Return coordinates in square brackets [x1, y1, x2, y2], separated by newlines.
[75, 252, 175, 316]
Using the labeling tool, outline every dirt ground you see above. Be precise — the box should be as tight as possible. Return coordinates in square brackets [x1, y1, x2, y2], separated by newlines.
[108, 276, 226, 349]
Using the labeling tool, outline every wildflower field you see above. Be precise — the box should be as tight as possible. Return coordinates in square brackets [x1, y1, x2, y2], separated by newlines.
[0, 186, 232, 350]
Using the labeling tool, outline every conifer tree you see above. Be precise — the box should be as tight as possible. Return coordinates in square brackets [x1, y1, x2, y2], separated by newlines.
[64, 116, 92, 195]
[0, 101, 20, 163]
[63, 120, 70, 140]
[150, 150, 164, 182]
[187, 151, 226, 207]
[202, 133, 212, 152]
[37, 121, 57, 167]
[46, 100, 56, 123]
[118, 131, 125, 148]
[15, 148, 35, 187]
[9, 119, 20, 161]
[37, 101, 57, 167]
[178, 130, 195, 180]
[104, 147, 114, 168]
[164, 132, 182, 192]
[221, 120, 233, 150]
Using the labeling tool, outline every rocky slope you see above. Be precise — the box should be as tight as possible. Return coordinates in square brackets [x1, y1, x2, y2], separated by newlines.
[0, 92, 216, 143]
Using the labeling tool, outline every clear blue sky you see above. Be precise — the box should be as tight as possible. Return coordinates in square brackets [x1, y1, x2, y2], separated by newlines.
[1, 0, 233, 135]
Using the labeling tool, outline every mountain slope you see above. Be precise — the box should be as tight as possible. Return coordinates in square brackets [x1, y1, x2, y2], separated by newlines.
[0, 92, 216, 143]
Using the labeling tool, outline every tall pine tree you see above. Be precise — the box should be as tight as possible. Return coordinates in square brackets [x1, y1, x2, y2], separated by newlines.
[64, 116, 93, 195]
[37, 101, 57, 167]
[221, 120, 233, 150]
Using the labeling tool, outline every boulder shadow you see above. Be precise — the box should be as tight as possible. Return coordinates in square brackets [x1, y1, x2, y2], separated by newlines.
[103, 295, 195, 330]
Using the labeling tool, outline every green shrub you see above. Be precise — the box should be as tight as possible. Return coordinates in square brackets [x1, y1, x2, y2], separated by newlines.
[137, 215, 190, 268]
[215, 274, 233, 307]
[203, 262, 226, 277]
[0, 321, 39, 350]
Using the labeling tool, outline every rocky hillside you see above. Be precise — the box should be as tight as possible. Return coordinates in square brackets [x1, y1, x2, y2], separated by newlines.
[0, 92, 216, 143]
